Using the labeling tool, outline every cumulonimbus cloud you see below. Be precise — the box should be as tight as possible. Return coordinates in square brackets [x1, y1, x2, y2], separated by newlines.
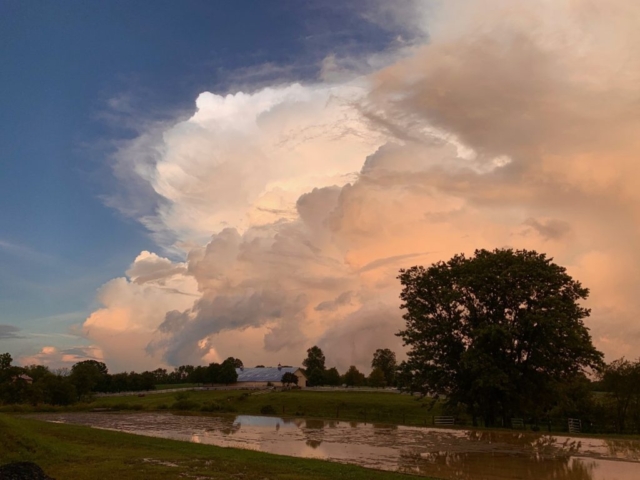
[80, 0, 640, 372]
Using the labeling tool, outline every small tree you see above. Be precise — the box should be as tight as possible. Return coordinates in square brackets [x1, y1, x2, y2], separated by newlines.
[206, 363, 221, 383]
[0, 353, 12, 372]
[600, 358, 640, 433]
[368, 367, 387, 388]
[371, 349, 397, 387]
[225, 357, 244, 369]
[307, 368, 325, 387]
[218, 358, 239, 385]
[323, 367, 341, 386]
[343, 366, 366, 387]
[281, 372, 298, 387]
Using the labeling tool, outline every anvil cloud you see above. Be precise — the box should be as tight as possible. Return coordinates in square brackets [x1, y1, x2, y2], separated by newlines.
[74, 0, 640, 372]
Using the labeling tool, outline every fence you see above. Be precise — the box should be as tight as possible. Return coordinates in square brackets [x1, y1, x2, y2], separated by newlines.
[568, 418, 582, 434]
[511, 418, 524, 429]
[433, 416, 455, 426]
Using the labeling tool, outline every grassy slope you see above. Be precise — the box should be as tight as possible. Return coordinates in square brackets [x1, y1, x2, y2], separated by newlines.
[88, 389, 443, 426]
[0, 414, 423, 480]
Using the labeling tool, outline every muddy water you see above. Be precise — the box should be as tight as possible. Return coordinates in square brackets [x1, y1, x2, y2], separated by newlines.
[29, 412, 640, 479]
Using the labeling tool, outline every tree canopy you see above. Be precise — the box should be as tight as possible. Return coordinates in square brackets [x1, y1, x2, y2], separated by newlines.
[368, 367, 387, 388]
[70, 360, 109, 398]
[371, 348, 397, 387]
[281, 372, 298, 387]
[225, 357, 244, 369]
[600, 358, 640, 432]
[343, 366, 366, 387]
[302, 346, 326, 386]
[303, 346, 326, 373]
[397, 248, 603, 426]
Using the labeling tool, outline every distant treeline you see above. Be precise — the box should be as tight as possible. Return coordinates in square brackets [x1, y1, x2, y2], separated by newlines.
[0, 354, 242, 406]
[0, 347, 395, 407]
[3, 349, 640, 434]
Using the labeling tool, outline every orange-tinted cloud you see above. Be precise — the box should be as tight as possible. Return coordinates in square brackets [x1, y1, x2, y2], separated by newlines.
[84, 0, 640, 372]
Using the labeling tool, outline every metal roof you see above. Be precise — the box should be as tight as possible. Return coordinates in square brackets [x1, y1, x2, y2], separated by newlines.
[235, 367, 301, 382]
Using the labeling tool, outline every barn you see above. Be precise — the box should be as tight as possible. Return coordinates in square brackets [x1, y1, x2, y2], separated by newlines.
[235, 366, 307, 388]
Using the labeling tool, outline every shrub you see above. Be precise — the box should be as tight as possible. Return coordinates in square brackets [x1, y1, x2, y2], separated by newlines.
[260, 404, 276, 415]
[171, 400, 200, 411]
[201, 401, 237, 413]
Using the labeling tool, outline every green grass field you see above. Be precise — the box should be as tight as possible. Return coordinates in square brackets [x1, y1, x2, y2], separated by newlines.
[0, 414, 423, 479]
[88, 389, 445, 426]
[0, 389, 444, 426]
[154, 383, 199, 390]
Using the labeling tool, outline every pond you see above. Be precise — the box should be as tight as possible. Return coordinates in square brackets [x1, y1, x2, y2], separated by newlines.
[28, 412, 640, 479]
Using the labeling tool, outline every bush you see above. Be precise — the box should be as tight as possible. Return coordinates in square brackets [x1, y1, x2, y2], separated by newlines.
[157, 403, 169, 410]
[201, 401, 237, 413]
[260, 404, 276, 415]
[171, 400, 200, 411]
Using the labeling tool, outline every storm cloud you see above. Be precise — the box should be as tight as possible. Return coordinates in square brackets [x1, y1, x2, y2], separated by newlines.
[82, 0, 640, 372]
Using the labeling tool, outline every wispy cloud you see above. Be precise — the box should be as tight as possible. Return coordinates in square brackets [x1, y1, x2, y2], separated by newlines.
[0, 324, 24, 340]
[0, 238, 57, 265]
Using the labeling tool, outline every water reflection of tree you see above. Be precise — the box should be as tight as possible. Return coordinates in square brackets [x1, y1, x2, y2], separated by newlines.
[305, 419, 325, 429]
[464, 431, 582, 459]
[397, 431, 594, 480]
[208, 421, 241, 436]
[306, 439, 323, 449]
[604, 438, 640, 460]
[303, 419, 325, 449]
[397, 450, 596, 480]
[202, 417, 242, 436]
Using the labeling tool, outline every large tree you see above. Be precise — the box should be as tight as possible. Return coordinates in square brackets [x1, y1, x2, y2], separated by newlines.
[302, 346, 326, 373]
[397, 248, 603, 426]
[69, 360, 109, 397]
[303, 346, 326, 386]
[371, 348, 397, 387]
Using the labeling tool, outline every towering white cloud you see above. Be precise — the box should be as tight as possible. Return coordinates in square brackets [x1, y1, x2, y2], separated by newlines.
[84, 0, 640, 372]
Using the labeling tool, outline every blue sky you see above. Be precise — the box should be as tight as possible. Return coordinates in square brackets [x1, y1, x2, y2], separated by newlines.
[0, 1, 400, 358]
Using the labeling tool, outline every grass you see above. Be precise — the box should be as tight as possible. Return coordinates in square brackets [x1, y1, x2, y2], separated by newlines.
[5, 388, 633, 438]
[88, 389, 444, 426]
[154, 383, 199, 390]
[0, 414, 423, 479]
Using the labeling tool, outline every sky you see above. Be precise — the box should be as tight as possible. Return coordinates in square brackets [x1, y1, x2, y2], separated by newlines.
[1, 0, 639, 373]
